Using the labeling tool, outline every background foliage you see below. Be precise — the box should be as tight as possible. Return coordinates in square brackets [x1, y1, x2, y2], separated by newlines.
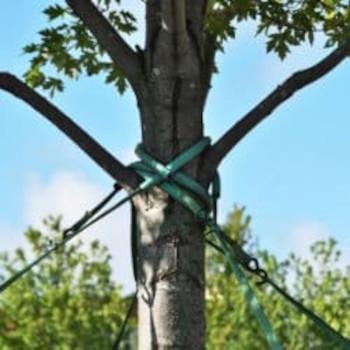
[0, 218, 135, 350]
[206, 207, 350, 349]
[0, 209, 349, 349]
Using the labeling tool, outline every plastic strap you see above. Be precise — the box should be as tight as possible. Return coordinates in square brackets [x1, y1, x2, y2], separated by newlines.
[131, 139, 282, 349]
[206, 230, 350, 349]
[211, 226, 283, 350]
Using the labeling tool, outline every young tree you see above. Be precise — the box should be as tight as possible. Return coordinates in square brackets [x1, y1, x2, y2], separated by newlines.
[0, 1, 350, 349]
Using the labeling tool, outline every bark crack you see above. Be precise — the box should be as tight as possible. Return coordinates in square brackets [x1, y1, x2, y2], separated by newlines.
[171, 77, 181, 155]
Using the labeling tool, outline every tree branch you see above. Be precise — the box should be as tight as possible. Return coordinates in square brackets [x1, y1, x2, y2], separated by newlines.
[0, 72, 140, 188]
[203, 40, 350, 178]
[66, 0, 145, 94]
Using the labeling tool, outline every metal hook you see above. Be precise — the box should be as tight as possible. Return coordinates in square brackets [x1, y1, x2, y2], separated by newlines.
[244, 257, 269, 286]
[245, 257, 259, 273]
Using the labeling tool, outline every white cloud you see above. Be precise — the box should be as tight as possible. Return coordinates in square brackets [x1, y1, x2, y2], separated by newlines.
[24, 171, 135, 293]
[0, 222, 26, 255]
[24, 171, 102, 226]
[289, 221, 328, 260]
[287, 220, 350, 269]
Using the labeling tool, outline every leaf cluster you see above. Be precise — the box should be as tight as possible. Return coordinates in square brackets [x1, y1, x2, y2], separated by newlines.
[23, 1, 350, 96]
[206, 207, 350, 349]
[206, 0, 350, 58]
[23, 1, 137, 96]
[0, 217, 134, 350]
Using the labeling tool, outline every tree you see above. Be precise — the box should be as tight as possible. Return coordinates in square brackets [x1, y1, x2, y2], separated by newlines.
[0, 218, 135, 350]
[0, 1, 350, 348]
[206, 207, 350, 349]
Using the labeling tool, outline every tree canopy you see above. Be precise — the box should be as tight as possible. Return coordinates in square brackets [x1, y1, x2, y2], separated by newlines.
[23, 0, 350, 96]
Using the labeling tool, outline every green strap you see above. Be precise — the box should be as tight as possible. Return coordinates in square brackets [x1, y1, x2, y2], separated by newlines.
[206, 229, 350, 350]
[0, 236, 69, 293]
[131, 140, 283, 349]
[213, 227, 283, 350]
[0, 186, 121, 293]
[135, 141, 212, 209]
[0, 183, 150, 294]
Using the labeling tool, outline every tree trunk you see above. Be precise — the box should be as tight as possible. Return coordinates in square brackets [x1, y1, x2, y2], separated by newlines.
[136, 201, 205, 349]
[133, 2, 208, 348]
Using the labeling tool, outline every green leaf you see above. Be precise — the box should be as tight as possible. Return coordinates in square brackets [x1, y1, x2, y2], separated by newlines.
[43, 4, 66, 21]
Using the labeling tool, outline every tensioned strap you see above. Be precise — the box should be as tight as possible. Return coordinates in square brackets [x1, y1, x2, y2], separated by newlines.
[132, 137, 213, 217]
[206, 230, 350, 350]
[112, 293, 137, 350]
[132, 139, 283, 350]
[2, 137, 349, 350]
[265, 277, 350, 349]
[132, 138, 350, 350]
[214, 228, 282, 349]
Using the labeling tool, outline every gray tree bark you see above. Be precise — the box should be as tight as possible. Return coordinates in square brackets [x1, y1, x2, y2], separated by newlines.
[133, 2, 209, 348]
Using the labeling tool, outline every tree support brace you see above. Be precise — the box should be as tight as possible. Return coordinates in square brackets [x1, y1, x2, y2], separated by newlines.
[132, 137, 350, 350]
[1, 138, 349, 349]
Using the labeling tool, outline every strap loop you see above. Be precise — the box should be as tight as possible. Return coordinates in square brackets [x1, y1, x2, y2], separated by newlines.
[131, 139, 283, 349]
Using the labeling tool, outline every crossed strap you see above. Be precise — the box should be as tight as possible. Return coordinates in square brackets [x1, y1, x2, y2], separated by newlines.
[130, 138, 283, 350]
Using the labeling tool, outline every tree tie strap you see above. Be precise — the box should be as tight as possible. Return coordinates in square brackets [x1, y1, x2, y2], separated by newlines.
[207, 230, 350, 349]
[131, 137, 213, 218]
[130, 138, 283, 350]
[1, 137, 349, 350]
[132, 138, 350, 350]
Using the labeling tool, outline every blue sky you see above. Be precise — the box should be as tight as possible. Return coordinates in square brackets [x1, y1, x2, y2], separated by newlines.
[1, 1, 349, 292]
